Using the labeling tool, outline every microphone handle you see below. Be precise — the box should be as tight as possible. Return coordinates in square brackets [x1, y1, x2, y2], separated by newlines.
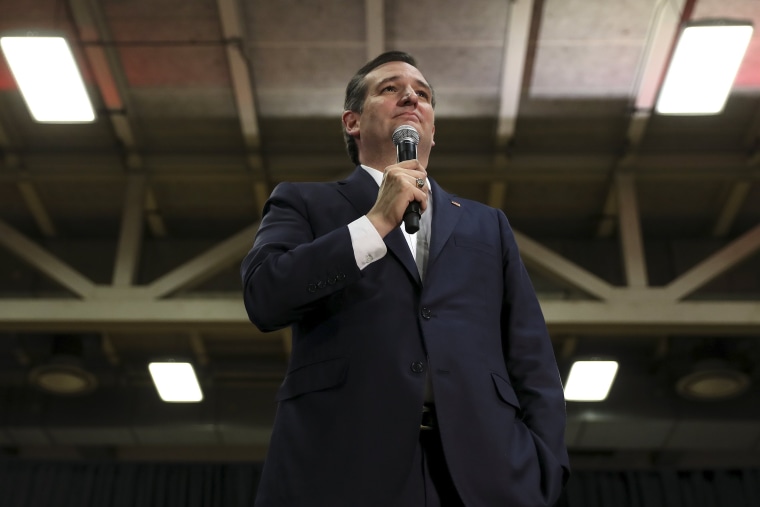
[397, 141, 420, 234]
[403, 202, 421, 234]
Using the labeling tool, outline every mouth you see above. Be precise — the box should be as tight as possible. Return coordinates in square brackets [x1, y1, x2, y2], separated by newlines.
[396, 112, 420, 123]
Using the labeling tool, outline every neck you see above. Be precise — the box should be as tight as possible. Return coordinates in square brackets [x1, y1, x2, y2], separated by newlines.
[359, 146, 429, 171]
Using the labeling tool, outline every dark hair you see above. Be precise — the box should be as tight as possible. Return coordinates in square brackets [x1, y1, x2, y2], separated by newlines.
[342, 51, 436, 166]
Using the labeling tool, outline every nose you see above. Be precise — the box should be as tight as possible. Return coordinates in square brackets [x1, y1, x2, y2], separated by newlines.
[400, 87, 418, 105]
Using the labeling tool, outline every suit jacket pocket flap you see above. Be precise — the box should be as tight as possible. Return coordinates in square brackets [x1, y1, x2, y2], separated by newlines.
[453, 235, 495, 256]
[276, 356, 348, 402]
[491, 372, 521, 410]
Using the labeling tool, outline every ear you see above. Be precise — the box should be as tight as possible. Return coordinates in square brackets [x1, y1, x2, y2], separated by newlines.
[431, 124, 435, 147]
[342, 110, 360, 138]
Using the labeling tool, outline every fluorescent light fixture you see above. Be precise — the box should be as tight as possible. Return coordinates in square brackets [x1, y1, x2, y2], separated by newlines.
[656, 20, 753, 115]
[564, 360, 619, 402]
[0, 35, 95, 122]
[148, 362, 203, 402]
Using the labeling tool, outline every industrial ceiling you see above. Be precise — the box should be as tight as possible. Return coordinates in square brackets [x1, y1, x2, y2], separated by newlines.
[1, 0, 760, 467]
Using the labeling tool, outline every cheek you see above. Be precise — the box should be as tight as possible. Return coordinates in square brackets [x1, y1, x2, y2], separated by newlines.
[366, 101, 394, 119]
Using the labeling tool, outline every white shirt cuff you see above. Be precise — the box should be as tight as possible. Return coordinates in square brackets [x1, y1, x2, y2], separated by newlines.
[348, 216, 387, 269]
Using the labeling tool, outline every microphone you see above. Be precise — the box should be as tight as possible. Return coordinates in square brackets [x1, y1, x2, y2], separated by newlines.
[392, 125, 421, 234]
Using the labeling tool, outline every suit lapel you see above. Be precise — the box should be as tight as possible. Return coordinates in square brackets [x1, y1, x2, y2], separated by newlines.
[429, 179, 462, 269]
[386, 228, 422, 285]
[336, 167, 379, 216]
[337, 167, 421, 285]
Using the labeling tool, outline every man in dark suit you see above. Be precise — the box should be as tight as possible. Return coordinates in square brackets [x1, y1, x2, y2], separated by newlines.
[241, 51, 569, 507]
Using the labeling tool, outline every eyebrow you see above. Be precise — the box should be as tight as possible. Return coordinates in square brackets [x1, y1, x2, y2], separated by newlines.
[375, 75, 432, 94]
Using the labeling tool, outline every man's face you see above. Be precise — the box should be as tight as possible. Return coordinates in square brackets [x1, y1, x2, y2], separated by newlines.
[347, 61, 435, 166]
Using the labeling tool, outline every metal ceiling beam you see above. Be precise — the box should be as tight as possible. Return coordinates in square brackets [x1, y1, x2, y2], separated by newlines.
[0, 213, 254, 302]
[1, 297, 759, 334]
[0, 107, 57, 238]
[16, 180, 57, 238]
[514, 231, 615, 301]
[5, 211, 757, 332]
[144, 223, 260, 299]
[217, 0, 260, 149]
[0, 220, 95, 298]
[712, 181, 752, 238]
[0, 299, 249, 330]
[663, 223, 760, 301]
[68, 0, 138, 148]
[541, 299, 760, 334]
[595, 0, 688, 238]
[3, 152, 754, 181]
[216, 0, 269, 213]
[596, 184, 618, 239]
[496, 0, 533, 149]
[712, 103, 760, 237]
[616, 172, 648, 287]
[112, 174, 146, 287]
[144, 188, 168, 238]
[365, 0, 385, 59]
[67, 0, 136, 153]
[68, 0, 167, 239]
[487, 0, 533, 209]
[632, 0, 688, 112]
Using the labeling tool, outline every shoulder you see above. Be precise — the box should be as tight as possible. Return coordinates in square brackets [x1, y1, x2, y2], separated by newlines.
[271, 168, 364, 197]
[432, 182, 515, 243]
[272, 179, 340, 193]
[433, 183, 503, 219]
[269, 179, 343, 203]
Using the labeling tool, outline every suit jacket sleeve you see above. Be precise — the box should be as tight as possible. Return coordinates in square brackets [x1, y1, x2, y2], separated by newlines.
[241, 181, 361, 332]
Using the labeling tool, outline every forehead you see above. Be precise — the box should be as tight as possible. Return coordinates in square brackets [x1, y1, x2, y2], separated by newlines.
[365, 61, 429, 87]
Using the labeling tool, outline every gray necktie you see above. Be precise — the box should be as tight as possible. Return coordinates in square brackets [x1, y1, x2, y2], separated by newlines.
[415, 203, 431, 281]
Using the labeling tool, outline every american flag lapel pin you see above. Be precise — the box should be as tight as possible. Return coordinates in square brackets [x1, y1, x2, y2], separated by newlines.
[450, 200, 461, 207]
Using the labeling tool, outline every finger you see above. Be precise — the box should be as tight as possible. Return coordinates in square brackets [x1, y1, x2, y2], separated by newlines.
[411, 186, 428, 213]
[389, 160, 427, 175]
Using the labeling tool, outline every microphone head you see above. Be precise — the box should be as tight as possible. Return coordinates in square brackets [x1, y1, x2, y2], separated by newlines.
[392, 125, 420, 146]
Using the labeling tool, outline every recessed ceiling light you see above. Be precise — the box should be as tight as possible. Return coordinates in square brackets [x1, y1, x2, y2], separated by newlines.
[29, 361, 98, 395]
[0, 35, 96, 123]
[676, 360, 750, 400]
[564, 360, 619, 402]
[656, 20, 754, 115]
[149, 361, 204, 403]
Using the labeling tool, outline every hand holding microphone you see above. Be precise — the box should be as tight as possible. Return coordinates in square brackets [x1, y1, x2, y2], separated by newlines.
[366, 124, 427, 238]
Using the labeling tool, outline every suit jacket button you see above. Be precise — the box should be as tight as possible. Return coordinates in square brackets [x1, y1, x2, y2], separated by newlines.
[307, 283, 317, 293]
[317, 280, 326, 289]
[421, 307, 432, 319]
[411, 361, 425, 373]
[328, 275, 337, 285]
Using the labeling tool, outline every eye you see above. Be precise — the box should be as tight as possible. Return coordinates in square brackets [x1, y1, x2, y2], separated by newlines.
[416, 90, 429, 99]
[382, 85, 397, 93]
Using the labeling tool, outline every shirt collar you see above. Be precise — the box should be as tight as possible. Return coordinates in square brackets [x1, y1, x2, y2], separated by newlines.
[360, 164, 430, 190]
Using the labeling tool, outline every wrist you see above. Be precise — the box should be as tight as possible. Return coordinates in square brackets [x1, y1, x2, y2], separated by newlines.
[366, 212, 396, 238]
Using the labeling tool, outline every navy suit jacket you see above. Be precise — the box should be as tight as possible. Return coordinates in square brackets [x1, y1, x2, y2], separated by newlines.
[241, 167, 569, 506]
